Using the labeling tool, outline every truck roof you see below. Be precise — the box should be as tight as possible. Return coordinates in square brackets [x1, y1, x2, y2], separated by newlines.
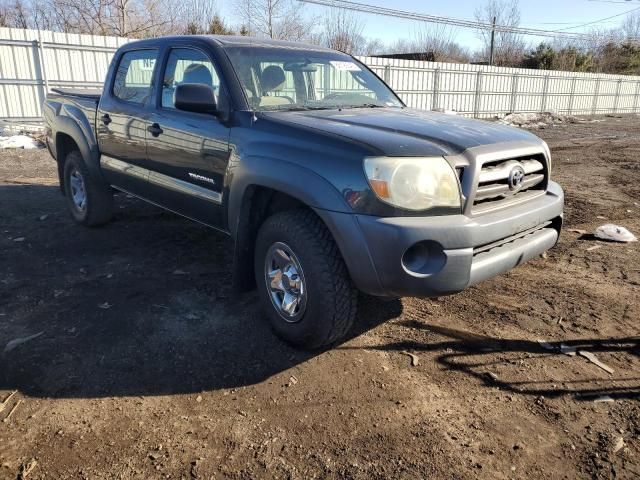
[122, 35, 336, 53]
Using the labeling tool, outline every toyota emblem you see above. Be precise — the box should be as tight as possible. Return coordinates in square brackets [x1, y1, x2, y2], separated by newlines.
[508, 165, 526, 192]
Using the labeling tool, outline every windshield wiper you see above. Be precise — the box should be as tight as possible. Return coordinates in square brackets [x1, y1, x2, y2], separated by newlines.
[277, 105, 334, 112]
[338, 103, 386, 110]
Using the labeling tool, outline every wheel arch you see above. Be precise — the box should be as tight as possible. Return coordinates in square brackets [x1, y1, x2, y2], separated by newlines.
[52, 111, 104, 188]
[229, 181, 382, 296]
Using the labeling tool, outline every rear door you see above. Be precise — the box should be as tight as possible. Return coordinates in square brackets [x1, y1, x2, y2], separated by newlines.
[97, 48, 158, 193]
[143, 46, 231, 229]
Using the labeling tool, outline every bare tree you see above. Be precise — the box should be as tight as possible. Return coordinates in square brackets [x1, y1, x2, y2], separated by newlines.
[109, 0, 181, 37]
[235, 0, 309, 40]
[179, 0, 219, 34]
[413, 24, 469, 62]
[361, 37, 385, 56]
[474, 0, 525, 66]
[387, 25, 469, 63]
[622, 11, 640, 42]
[321, 7, 364, 54]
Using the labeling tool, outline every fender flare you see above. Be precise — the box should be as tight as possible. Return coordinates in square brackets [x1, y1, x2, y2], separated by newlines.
[228, 154, 351, 238]
[52, 105, 104, 182]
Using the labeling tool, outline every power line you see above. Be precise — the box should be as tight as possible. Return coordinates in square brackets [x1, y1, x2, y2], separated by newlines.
[297, 0, 639, 40]
[557, 5, 640, 31]
[587, 0, 640, 4]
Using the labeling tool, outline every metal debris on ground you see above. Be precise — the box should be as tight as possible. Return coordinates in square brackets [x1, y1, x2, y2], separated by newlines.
[485, 372, 499, 382]
[18, 459, 37, 479]
[593, 395, 615, 403]
[578, 350, 614, 374]
[0, 391, 17, 413]
[401, 351, 419, 366]
[537, 339, 556, 351]
[586, 245, 601, 252]
[594, 224, 637, 243]
[287, 375, 299, 386]
[3, 332, 44, 353]
[3, 399, 22, 422]
[613, 437, 626, 454]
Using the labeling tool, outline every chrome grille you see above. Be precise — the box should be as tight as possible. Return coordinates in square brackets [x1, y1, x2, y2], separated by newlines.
[473, 156, 547, 212]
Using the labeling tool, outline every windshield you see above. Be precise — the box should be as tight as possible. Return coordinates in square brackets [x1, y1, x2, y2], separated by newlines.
[224, 46, 403, 111]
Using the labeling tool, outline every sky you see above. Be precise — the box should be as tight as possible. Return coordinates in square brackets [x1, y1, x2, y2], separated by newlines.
[218, 0, 640, 51]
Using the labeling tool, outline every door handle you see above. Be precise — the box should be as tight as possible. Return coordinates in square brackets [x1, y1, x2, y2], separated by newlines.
[147, 123, 163, 137]
[100, 114, 112, 125]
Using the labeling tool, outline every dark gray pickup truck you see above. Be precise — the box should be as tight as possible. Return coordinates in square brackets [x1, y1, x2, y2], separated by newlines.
[43, 35, 564, 349]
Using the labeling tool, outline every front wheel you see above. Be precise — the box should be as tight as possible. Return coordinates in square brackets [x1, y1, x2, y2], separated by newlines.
[254, 210, 358, 349]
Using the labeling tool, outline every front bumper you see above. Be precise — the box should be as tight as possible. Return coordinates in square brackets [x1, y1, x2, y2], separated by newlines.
[317, 181, 564, 298]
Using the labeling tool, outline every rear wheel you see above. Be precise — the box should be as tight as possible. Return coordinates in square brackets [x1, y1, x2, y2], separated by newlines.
[62, 151, 113, 226]
[254, 209, 358, 349]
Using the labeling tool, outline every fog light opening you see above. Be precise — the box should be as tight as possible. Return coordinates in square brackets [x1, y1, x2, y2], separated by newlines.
[402, 241, 446, 277]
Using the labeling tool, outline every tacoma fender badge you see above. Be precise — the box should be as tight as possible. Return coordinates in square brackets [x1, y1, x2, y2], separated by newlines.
[188, 173, 216, 186]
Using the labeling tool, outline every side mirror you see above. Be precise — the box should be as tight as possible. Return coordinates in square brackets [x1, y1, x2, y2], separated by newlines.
[174, 83, 218, 115]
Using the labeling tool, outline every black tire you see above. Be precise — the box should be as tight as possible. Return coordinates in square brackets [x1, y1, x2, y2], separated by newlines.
[62, 151, 113, 227]
[254, 209, 358, 349]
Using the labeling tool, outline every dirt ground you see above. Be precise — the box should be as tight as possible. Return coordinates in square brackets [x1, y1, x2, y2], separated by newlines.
[0, 115, 639, 480]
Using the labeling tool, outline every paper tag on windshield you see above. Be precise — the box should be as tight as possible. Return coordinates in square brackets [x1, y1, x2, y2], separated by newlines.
[330, 61, 361, 71]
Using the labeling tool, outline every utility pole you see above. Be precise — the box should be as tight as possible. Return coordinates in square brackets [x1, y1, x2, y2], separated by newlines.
[489, 16, 496, 66]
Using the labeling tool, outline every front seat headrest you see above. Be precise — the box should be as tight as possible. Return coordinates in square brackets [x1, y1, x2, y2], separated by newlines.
[182, 63, 213, 86]
[261, 65, 286, 93]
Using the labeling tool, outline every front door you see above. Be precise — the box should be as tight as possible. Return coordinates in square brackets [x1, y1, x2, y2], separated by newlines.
[144, 47, 231, 229]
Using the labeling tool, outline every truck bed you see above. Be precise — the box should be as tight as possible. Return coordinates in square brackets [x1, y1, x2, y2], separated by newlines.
[50, 88, 103, 100]
[44, 89, 102, 152]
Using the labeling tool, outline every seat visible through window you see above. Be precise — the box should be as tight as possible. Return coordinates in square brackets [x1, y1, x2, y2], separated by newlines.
[162, 49, 221, 110]
[259, 65, 293, 107]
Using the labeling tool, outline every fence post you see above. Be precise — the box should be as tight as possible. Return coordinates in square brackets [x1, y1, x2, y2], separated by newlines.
[323, 64, 330, 97]
[509, 73, 519, 113]
[633, 81, 640, 114]
[540, 74, 550, 113]
[568, 76, 577, 115]
[36, 32, 49, 93]
[383, 64, 391, 84]
[613, 78, 622, 114]
[432, 68, 440, 110]
[591, 78, 601, 117]
[473, 71, 483, 118]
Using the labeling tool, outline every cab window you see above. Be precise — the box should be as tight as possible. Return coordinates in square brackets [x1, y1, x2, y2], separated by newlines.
[112, 49, 157, 104]
[161, 48, 223, 110]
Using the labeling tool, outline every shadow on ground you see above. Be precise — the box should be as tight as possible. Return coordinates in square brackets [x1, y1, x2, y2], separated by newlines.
[0, 184, 402, 399]
[350, 320, 640, 401]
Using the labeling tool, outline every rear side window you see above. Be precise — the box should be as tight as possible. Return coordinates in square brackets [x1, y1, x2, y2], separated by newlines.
[113, 49, 157, 104]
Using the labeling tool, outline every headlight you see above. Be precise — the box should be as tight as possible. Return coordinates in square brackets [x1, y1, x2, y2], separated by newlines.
[363, 157, 461, 211]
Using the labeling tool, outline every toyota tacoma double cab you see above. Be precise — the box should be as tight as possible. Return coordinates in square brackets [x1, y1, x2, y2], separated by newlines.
[43, 35, 564, 349]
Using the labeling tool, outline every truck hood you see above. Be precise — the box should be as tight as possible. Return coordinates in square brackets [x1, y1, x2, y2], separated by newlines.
[261, 107, 542, 157]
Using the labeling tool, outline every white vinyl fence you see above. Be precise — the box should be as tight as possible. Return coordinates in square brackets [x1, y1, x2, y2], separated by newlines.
[0, 27, 639, 124]
[0, 28, 128, 124]
[361, 56, 640, 118]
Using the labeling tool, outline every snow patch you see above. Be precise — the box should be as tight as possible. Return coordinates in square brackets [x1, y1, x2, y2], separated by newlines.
[497, 111, 579, 129]
[0, 134, 42, 149]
